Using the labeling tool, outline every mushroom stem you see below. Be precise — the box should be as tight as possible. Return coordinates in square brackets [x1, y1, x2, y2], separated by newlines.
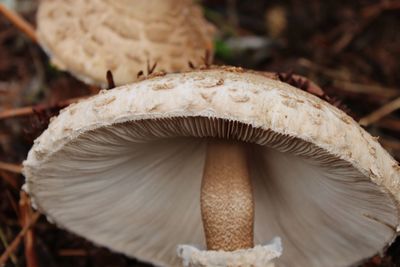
[201, 140, 254, 251]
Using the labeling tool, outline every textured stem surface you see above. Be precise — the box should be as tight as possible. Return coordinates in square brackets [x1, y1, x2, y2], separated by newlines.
[201, 140, 254, 251]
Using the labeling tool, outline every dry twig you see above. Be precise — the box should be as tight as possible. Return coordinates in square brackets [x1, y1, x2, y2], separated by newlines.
[0, 3, 37, 43]
[58, 249, 88, 257]
[333, 1, 400, 53]
[0, 212, 40, 266]
[359, 97, 400, 126]
[333, 80, 399, 99]
[298, 58, 399, 100]
[0, 228, 18, 266]
[0, 96, 86, 120]
[0, 161, 22, 174]
[20, 192, 39, 267]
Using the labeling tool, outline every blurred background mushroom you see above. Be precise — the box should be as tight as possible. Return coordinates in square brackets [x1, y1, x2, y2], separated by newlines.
[0, 0, 215, 87]
[23, 68, 400, 267]
[36, 0, 215, 86]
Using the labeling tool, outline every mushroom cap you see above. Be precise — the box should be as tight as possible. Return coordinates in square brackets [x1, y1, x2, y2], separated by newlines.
[36, 0, 215, 86]
[23, 67, 400, 267]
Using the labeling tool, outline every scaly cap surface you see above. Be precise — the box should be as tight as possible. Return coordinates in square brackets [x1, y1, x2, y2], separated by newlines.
[24, 67, 400, 267]
[37, 0, 215, 86]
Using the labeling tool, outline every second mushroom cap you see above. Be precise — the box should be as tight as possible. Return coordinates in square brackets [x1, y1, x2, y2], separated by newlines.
[36, 0, 215, 86]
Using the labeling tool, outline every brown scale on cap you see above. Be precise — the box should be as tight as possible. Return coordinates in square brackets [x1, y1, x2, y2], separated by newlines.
[187, 49, 214, 70]
[277, 71, 355, 118]
[106, 70, 115, 90]
[134, 59, 168, 82]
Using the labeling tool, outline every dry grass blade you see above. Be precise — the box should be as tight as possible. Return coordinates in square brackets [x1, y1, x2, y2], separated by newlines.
[0, 161, 22, 174]
[333, 1, 400, 53]
[359, 97, 400, 126]
[20, 192, 39, 267]
[0, 212, 40, 266]
[58, 249, 88, 257]
[298, 59, 399, 99]
[0, 96, 86, 120]
[0, 228, 18, 265]
[0, 3, 37, 43]
[333, 80, 400, 99]
[0, 105, 34, 120]
[146, 60, 158, 75]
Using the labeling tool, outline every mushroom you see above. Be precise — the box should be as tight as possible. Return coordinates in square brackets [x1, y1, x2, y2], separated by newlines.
[36, 0, 215, 86]
[23, 67, 400, 267]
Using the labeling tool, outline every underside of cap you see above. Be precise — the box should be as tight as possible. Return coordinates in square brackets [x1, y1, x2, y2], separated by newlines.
[36, 0, 215, 86]
[23, 68, 400, 267]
